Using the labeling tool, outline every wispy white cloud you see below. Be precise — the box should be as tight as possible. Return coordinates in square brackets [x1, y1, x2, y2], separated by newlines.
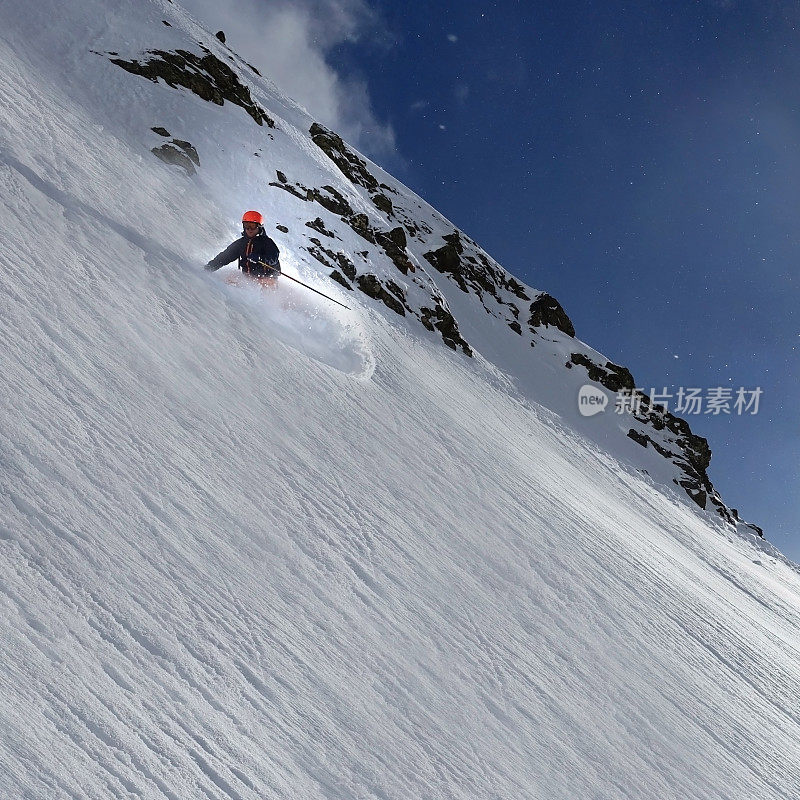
[179, 0, 396, 159]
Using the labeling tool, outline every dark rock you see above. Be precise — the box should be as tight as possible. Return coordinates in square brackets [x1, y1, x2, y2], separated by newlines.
[276, 170, 288, 184]
[306, 240, 356, 281]
[678, 477, 708, 509]
[569, 354, 634, 392]
[424, 232, 469, 293]
[151, 126, 170, 137]
[276, 224, 289, 233]
[305, 217, 335, 238]
[627, 429, 649, 448]
[397, 214, 432, 239]
[347, 213, 376, 244]
[384, 226, 407, 249]
[357, 274, 406, 316]
[572, 353, 747, 529]
[506, 277, 530, 301]
[371, 192, 394, 216]
[309, 122, 379, 191]
[424, 230, 511, 299]
[336, 256, 357, 282]
[375, 227, 414, 274]
[420, 305, 473, 356]
[746, 522, 765, 538]
[215, 30, 226, 44]
[151, 143, 196, 175]
[528, 293, 575, 338]
[107, 48, 275, 127]
[329, 270, 353, 290]
[170, 139, 199, 166]
[306, 244, 335, 270]
[269, 181, 309, 201]
[385, 280, 407, 302]
[311, 185, 353, 217]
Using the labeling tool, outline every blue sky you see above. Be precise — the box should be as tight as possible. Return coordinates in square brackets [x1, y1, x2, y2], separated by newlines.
[183, 0, 798, 560]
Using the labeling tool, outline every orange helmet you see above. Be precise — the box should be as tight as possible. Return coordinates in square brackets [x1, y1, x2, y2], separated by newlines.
[242, 210, 263, 224]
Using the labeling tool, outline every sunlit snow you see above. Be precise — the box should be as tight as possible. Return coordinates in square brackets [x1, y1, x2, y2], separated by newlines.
[1, 2, 799, 799]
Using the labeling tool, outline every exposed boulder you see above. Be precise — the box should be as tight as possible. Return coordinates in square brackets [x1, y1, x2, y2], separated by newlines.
[424, 231, 531, 304]
[151, 140, 198, 175]
[423, 232, 470, 293]
[328, 271, 353, 291]
[371, 193, 394, 216]
[169, 139, 199, 166]
[375, 227, 414, 274]
[347, 213, 376, 244]
[420, 305, 473, 356]
[269, 179, 309, 202]
[357, 274, 406, 317]
[311, 185, 353, 217]
[568, 353, 634, 392]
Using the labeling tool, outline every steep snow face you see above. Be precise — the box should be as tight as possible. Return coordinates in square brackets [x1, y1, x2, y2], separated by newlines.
[0, 0, 745, 524]
[2, 1, 800, 799]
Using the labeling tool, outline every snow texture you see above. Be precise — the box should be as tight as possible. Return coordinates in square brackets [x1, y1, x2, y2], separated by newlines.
[1, 1, 799, 798]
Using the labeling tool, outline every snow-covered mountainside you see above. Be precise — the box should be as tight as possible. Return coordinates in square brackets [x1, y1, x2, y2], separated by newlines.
[2, 1, 799, 798]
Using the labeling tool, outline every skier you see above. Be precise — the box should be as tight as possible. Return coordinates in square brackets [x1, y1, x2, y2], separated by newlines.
[205, 210, 281, 280]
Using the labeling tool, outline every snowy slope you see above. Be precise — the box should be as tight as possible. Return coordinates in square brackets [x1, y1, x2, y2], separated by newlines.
[2, 1, 800, 798]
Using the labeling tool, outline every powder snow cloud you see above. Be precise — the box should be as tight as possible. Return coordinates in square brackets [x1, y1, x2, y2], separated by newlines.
[179, 0, 396, 159]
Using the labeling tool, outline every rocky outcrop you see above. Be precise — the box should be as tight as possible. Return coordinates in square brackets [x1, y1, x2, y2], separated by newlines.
[106, 47, 275, 127]
[305, 239, 357, 283]
[568, 353, 634, 392]
[567, 353, 762, 535]
[423, 231, 530, 302]
[309, 123, 401, 219]
[528, 293, 576, 338]
[305, 218, 336, 238]
[420, 305, 473, 356]
[271, 170, 418, 276]
[310, 122, 379, 191]
[356, 274, 407, 317]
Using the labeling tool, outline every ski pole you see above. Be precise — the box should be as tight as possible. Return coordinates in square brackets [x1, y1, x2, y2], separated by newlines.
[252, 259, 351, 310]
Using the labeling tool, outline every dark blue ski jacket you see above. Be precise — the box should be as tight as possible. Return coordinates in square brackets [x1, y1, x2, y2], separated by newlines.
[206, 226, 281, 278]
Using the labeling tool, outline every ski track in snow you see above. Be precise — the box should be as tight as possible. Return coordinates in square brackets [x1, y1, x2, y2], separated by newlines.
[214, 261, 375, 380]
[1, 2, 799, 799]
